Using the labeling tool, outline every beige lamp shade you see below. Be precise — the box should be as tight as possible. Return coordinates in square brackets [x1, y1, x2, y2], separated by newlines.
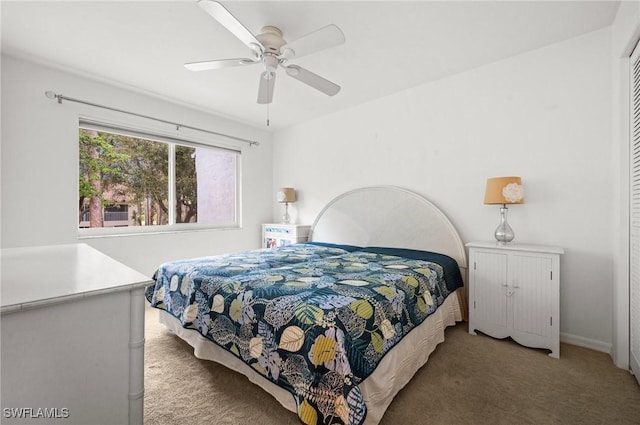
[484, 177, 524, 205]
[277, 188, 296, 203]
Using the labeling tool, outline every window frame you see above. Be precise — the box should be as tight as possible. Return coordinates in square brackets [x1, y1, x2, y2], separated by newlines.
[77, 118, 242, 238]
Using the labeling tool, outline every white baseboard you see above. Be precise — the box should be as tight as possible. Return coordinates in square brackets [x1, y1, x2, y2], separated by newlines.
[560, 332, 612, 355]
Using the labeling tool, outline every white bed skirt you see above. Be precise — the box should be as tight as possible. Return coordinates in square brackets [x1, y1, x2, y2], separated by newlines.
[157, 287, 464, 425]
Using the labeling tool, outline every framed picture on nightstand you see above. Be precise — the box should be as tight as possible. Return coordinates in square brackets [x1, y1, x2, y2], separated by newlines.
[262, 224, 311, 248]
[265, 237, 278, 248]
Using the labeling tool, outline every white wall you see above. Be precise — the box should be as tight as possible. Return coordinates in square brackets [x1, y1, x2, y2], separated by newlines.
[273, 28, 614, 352]
[1, 55, 274, 276]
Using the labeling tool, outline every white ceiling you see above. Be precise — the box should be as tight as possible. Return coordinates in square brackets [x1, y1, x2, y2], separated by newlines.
[1, 1, 620, 131]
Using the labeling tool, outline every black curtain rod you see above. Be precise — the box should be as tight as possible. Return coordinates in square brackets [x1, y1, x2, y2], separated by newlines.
[44, 91, 260, 147]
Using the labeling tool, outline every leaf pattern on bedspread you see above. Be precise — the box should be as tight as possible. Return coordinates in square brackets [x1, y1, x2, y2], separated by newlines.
[145, 244, 463, 425]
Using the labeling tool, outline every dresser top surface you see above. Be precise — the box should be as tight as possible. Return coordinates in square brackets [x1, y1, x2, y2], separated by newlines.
[1, 243, 152, 313]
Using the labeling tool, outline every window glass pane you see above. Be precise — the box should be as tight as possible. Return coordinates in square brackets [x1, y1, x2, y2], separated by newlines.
[192, 146, 237, 224]
[79, 128, 168, 228]
[79, 126, 238, 231]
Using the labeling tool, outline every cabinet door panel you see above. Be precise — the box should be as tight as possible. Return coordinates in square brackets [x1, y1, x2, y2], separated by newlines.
[510, 254, 553, 338]
[473, 251, 508, 327]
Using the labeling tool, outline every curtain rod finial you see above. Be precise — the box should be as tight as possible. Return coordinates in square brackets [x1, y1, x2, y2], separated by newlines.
[45, 91, 62, 103]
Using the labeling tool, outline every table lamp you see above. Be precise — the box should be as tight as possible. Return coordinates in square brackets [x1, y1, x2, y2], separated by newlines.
[277, 187, 296, 224]
[484, 177, 524, 244]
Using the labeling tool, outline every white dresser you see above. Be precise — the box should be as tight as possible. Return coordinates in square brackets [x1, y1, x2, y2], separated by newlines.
[1, 243, 152, 424]
[467, 241, 564, 358]
[262, 223, 310, 248]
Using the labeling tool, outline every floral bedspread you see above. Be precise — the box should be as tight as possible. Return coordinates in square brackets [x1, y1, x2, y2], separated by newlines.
[146, 243, 463, 425]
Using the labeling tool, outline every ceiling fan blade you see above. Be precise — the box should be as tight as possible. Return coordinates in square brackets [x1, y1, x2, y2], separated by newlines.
[281, 24, 345, 60]
[197, 0, 263, 52]
[257, 71, 276, 104]
[284, 65, 340, 96]
[184, 58, 257, 71]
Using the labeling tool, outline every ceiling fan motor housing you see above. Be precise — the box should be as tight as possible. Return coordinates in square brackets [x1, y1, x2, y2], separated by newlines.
[257, 26, 287, 73]
[257, 26, 287, 54]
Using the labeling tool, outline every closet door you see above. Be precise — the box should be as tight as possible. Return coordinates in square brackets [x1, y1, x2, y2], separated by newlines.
[630, 40, 640, 386]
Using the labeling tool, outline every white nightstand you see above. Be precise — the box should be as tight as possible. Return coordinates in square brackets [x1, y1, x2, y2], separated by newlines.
[262, 223, 311, 248]
[467, 241, 564, 358]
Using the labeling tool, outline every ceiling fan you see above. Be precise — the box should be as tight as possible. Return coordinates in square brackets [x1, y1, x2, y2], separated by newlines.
[185, 0, 345, 105]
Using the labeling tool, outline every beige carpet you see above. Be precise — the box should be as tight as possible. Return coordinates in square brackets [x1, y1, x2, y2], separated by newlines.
[144, 304, 640, 425]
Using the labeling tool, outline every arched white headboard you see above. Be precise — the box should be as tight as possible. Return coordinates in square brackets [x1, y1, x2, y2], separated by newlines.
[309, 186, 467, 269]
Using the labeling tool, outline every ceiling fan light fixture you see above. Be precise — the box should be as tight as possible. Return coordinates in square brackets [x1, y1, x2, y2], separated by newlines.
[263, 54, 279, 73]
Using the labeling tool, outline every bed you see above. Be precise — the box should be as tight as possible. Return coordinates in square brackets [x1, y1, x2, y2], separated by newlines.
[146, 186, 467, 425]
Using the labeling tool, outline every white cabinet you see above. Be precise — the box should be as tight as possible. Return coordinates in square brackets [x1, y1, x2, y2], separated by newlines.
[262, 223, 311, 248]
[1, 244, 152, 424]
[467, 241, 564, 358]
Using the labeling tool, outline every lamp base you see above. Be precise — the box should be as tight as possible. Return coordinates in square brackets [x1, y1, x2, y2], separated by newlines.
[281, 203, 291, 224]
[494, 206, 515, 244]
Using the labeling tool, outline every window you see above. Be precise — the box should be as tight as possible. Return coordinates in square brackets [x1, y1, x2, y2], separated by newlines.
[78, 122, 239, 234]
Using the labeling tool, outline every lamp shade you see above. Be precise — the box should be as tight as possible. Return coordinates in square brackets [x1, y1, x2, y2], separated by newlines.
[276, 187, 296, 203]
[484, 177, 524, 205]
